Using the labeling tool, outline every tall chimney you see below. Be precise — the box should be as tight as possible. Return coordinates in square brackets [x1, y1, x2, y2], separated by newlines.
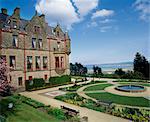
[1, 8, 7, 15]
[13, 7, 20, 18]
[39, 14, 45, 21]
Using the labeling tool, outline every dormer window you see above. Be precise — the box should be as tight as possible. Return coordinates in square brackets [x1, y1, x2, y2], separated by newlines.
[34, 26, 40, 33]
[57, 31, 59, 37]
[32, 38, 36, 48]
[38, 39, 42, 48]
[57, 42, 60, 50]
[12, 35, 18, 47]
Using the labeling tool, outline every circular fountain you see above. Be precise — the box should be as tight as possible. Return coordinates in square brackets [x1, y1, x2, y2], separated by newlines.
[115, 85, 146, 93]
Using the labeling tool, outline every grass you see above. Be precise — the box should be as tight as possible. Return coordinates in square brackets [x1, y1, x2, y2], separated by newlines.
[84, 84, 113, 91]
[86, 92, 150, 107]
[60, 80, 107, 92]
[6, 103, 61, 122]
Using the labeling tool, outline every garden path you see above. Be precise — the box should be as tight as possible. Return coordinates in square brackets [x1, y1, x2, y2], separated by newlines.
[20, 78, 129, 122]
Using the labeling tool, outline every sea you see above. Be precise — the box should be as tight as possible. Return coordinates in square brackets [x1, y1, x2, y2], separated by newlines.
[85, 62, 133, 74]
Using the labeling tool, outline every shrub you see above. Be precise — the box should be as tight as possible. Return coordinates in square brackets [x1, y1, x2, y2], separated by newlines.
[13, 94, 45, 108]
[25, 78, 45, 91]
[49, 75, 71, 85]
[25, 76, 71, 91]
[0, 97, 20, 117]
[47, 107, 66, 120]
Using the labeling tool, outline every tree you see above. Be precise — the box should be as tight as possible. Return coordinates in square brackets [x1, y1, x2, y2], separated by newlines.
[70, 62, 87, 76]
[114, 68, 125, 76]
[134, 52, 149, 79]
[93, 65, 103, 77]
[0, 57, 14, 96]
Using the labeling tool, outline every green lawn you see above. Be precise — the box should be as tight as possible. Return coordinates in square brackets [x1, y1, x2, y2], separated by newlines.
[60, 81, 107, 92]
[6, 103, 61, 122]
[84, 84, 113, 91]
[86, 92, 150, 107]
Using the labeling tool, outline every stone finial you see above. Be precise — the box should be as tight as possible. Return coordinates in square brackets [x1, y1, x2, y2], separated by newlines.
[39, 14, 45, 21]
[1, 8, 7, 15]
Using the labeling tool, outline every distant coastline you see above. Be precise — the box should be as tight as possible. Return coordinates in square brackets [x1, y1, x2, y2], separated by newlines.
[85, 62, 133, 74]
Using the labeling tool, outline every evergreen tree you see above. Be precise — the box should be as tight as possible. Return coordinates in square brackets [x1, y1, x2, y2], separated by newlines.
[115, 68, 125, 76]
[70, 62, 87, 76]
[133, 52, 149, 79]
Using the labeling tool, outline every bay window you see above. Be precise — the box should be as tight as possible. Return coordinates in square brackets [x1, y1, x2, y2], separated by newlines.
[60, 57, 64, 68]
[55, 57, 59, 68]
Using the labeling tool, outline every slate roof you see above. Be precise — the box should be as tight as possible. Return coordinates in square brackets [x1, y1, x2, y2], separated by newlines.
[0, 12, 58, 37]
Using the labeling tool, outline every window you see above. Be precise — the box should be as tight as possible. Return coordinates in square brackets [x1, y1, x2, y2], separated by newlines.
[18, 77, 23, 86]
[36, 56, 41, 69]
[55, 57, 59, 68]
[43, 56, 48, 69]
[57, 42, 60, 50]
[57, 31, 59, 37]
[44, 75, 47, 80]
[60, 57, 64, 68]
[29, 76, 32, 80]
[12, 35, 18, 47]
[9, 56, 16, 69]
[32, 38, 36, 48]
[38, 39, 42, 48]
[27, 56, 32, 70]
[0, 55, 6, 61]
[34, 26, 40, 33]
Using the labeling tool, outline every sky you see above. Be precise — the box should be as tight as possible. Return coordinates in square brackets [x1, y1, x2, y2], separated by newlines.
[0, 0, 149, 65]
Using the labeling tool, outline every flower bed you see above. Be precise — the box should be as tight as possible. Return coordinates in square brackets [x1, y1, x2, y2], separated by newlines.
[55, 93, 150, 121]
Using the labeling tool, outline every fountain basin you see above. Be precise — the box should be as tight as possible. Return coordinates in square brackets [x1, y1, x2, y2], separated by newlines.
[115, 85, 146, 92]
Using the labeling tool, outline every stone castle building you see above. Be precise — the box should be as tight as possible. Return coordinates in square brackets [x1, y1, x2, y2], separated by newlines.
[0, 8, 71, 90]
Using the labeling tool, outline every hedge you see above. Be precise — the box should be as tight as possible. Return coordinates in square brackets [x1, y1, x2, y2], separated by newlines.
[25, 75, 71, 91]
[25, 78, 45, 91]
[49, 75, 71, 85]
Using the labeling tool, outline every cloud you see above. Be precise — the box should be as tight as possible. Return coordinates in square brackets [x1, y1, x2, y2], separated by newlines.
[73, 0, 99, 17]
[100, 26, 112, 33]
[133, 0, 150, 21]
[99, 19, 115, 24]
[35, 0, 80, 29]
[92, 9, 114, 19]
[35, 0, 99, 29]
[87, 21, 98, 28]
